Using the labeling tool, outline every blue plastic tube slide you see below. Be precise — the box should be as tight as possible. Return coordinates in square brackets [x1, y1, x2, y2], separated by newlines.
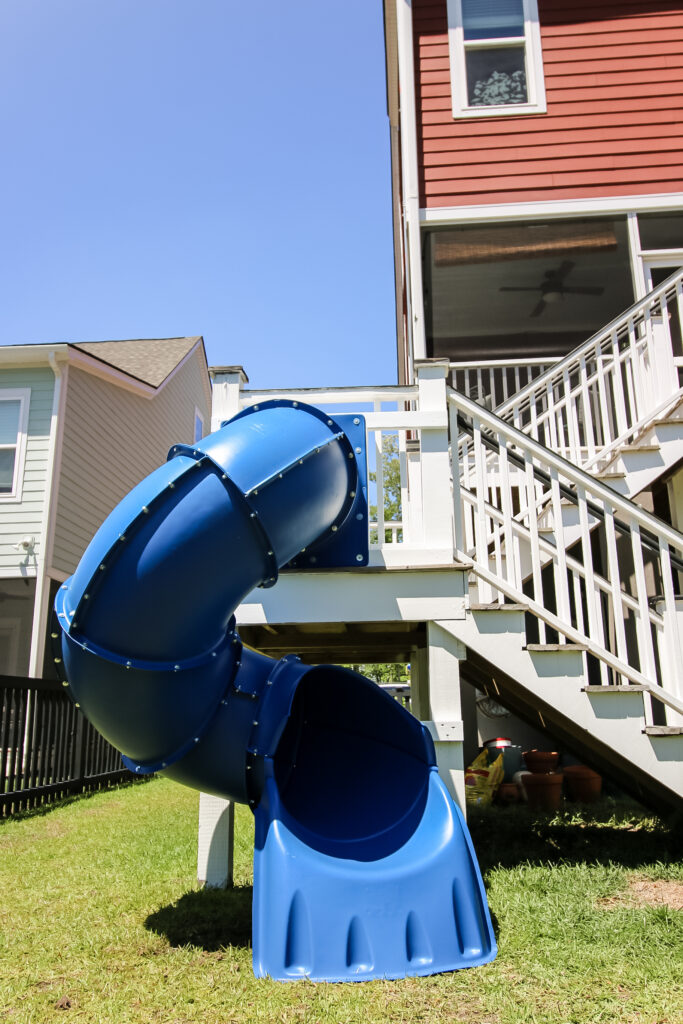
[54, 399, 496, 981]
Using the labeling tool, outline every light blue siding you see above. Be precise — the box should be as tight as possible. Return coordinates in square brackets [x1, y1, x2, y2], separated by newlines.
[0, 367, 55, 576]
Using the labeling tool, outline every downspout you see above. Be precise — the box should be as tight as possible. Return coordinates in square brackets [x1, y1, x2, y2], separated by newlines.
[28, 350, 66, 677]
[396, 0, 427, 369]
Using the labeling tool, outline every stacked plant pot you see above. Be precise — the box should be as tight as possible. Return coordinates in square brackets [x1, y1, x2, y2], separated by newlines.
[562, 764, 602, 803]
[520, 750, 564, 810]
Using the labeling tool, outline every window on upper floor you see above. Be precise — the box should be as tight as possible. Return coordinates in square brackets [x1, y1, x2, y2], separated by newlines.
[0, 390, 30, 501]
[447, 0, 546, 118]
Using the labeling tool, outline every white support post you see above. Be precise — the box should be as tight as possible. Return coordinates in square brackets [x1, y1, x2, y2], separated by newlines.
[414, 621, 467, 812]
[209, 366, 248, 431]
[647, 310, 678, 409]
[197, 793, 235, 889]
[668, 465, 683, 534]
[414, 360, 454, 562]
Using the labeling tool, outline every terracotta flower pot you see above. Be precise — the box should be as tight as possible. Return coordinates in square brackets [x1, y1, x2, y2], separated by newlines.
[521, 771, 564, 811]
[523, 749, 560, 774]
[496, 782, 521, 805]
[563, 765, 602, 803]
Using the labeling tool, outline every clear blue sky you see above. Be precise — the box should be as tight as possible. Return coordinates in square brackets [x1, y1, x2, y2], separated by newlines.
[0, 0, 398, 389]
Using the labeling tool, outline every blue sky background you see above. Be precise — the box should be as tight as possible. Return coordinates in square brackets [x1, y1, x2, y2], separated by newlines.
[0, 0, 397, 389]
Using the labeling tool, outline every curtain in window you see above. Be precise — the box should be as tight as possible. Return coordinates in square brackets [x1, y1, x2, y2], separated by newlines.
[462, 0, 524, 40]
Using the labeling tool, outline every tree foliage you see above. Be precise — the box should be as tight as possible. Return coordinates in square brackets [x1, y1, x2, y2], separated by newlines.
[370, 432, 402, 534]
[345, 662, 410, 684]
[361, 434, 408, 682]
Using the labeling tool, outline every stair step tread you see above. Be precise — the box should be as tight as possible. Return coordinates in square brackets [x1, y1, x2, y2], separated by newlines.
[596, 470, 627, 479]
[618, 444, 660, 453]
[583, 684, 647, 693]
[525, 643, 587, 652]
[644, 725, 683, 736]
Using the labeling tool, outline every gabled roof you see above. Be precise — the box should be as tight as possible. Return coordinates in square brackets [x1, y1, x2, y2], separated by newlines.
[70, 336, 202, 388]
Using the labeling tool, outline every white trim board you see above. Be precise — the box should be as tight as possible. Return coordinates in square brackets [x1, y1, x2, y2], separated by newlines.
[396, 0, 427, 364]
[0, 340, 208, 406]
[421, 193, 683, 226]
[28, 354, 65, 677]
[236, 568, 468, 627]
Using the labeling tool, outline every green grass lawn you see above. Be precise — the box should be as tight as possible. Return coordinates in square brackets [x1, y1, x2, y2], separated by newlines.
[0, 778, 681, 1024]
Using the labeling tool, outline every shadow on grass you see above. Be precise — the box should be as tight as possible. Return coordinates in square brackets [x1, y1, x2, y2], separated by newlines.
[146, 884, 505, 954]
[468, 800, 683, 872]
[145, 885, 253, 951]
[0, 776, 151, 825]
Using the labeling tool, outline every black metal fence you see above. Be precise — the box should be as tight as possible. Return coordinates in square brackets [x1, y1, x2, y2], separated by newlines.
[1, 674, 132, 817]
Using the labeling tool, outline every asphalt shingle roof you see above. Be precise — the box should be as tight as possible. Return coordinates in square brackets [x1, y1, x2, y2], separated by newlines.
[71, 336, 201, 387]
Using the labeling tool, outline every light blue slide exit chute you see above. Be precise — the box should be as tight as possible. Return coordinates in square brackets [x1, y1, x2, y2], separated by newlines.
[54, 399, 496, 981]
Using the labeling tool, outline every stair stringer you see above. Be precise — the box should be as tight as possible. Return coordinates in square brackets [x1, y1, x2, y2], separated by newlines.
[437, 610, 683, 810]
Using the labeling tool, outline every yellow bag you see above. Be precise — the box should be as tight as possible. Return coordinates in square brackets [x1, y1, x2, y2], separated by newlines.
[464, 749, 504, 808]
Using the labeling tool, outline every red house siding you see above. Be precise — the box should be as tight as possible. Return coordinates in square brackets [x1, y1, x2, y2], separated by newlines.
[415, 0, 683, 208]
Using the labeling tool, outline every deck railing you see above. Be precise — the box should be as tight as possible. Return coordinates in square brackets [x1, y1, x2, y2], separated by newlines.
[450, 357, 558, 410]
[220, 359, 683, 726]
[238, 373, 455, 567]
[489, 269, 683, 471]
[449, 388, 683, 726]
[1, 675, 132, 816]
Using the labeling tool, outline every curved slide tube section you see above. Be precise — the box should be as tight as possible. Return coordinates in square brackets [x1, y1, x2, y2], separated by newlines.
[54, 399, 496, 981]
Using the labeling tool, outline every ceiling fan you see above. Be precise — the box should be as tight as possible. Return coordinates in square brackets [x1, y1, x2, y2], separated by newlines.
[499, 260, 605, 318]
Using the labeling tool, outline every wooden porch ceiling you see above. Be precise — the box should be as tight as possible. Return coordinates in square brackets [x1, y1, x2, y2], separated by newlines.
[239, 620, 425, 665]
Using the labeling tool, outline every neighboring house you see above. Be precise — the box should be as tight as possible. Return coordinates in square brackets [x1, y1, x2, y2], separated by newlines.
[0, 337, 211, 681]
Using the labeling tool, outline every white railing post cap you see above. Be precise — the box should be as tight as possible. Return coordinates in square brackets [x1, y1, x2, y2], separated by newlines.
[209, 365, 249, 385]
[414, 358, 450, 379]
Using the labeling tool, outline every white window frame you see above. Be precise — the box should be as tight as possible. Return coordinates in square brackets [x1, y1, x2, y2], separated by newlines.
[0, 389, 30, 503]
[447, 0, 546, 119]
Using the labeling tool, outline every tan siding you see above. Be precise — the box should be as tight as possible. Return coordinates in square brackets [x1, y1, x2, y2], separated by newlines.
[51, 346, 210, 576]
[0, 367, 55, 575]
[414, 0, 683, 207]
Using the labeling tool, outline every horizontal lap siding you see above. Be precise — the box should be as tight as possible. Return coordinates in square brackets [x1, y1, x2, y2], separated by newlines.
[414, 0, 683, 207]
[0, 368, 55, 575]
[51, 349, 210, 577]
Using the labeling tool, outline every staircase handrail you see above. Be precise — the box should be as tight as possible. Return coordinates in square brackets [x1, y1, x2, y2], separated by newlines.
[241, 384, 418, 407]
[448, 387, 683, 718]
[449, 389, 683, 551]
[459, 411, 683, 574]
[494, 267, 683, 424]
